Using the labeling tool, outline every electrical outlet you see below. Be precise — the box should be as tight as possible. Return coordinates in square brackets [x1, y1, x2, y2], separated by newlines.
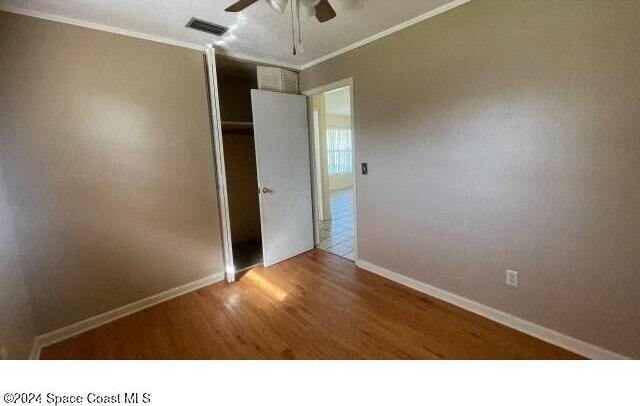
[0, 345, 8, 360]
[506, 269, 519, 288]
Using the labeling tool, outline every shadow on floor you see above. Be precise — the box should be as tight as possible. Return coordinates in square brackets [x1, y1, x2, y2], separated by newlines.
[233, 239, 263, 271]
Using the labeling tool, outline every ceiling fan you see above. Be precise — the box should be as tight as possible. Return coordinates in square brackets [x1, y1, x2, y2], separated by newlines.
[224, 0, 337, 55]
[225, 0, 337, 23]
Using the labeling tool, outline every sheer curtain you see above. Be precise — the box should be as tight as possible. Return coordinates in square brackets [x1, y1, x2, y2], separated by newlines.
[327, 128, 353, 175]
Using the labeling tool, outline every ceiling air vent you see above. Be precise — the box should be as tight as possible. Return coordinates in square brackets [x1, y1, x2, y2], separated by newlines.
[186, 18, 228, 36]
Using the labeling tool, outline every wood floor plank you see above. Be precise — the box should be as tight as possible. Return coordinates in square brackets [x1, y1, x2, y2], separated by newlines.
[40, 250, 582, 359]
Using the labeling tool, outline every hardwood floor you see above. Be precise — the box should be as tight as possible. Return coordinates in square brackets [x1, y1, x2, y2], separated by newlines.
[40, 250, 581, 359]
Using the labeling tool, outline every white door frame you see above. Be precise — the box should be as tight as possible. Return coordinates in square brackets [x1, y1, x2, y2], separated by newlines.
[205, 46, 235, 282]
[302, 77, 358, 263]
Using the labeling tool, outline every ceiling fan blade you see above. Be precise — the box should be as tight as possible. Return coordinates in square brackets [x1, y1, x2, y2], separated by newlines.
[225, 0, 259, 12]
[315, 0, 336, 22]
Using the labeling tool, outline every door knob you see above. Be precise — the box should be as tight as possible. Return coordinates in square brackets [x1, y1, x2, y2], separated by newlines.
[261, 187, 274, 194]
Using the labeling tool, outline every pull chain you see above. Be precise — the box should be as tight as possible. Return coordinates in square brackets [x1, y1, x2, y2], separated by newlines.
[290, 0, 296, 55]
[297, 0, 304, 53]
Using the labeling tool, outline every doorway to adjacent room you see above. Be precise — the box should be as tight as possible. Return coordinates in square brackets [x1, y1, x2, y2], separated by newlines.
[307, 82, 357, 261]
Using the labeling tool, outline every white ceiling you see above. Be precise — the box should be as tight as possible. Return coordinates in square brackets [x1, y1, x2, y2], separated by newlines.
[0, 0, 459, 69]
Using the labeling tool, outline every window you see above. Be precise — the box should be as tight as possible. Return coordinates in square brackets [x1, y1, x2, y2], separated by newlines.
[327, 128, 353, 175]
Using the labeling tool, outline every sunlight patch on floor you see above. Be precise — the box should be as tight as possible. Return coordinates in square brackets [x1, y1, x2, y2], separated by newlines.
[245, 271, 288, 302]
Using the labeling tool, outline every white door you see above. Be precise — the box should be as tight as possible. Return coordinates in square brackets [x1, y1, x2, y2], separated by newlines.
[251, 90, 314, 267]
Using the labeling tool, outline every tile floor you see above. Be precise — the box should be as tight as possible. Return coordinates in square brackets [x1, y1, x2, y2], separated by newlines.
[318, 188, 354, 261]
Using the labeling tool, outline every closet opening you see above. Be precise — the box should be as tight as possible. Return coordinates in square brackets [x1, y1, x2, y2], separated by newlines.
[216, 56, 262, 271]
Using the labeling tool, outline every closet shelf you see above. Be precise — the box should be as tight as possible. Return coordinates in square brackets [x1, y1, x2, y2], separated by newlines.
[221, 121, 254, 135]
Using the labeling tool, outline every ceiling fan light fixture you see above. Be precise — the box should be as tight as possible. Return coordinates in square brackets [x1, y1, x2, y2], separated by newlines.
[301, 0, 321, 7]
[265, 0, 289, 13]
[300, 0, 319, 17]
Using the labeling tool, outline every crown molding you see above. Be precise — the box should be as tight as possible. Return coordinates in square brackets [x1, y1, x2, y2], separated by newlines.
[299, 0, 473, 70]
[1, 0, 472, 72]
[0, 4, 206, 51]
[0, 4, 301, 70]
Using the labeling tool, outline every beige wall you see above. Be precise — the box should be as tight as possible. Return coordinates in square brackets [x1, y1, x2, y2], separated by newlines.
[301, 0, 640, 358]
[0, 11, 224, 336]
[0, 165, 35, 359]
[326, 114, 351, 128]
[329, 174, 353, 191]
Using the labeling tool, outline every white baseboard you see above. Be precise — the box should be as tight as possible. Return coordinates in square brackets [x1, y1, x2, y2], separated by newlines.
[355, 259, 629, 360]
[29, 272, 225, 360]
[29, 260, 629, 360]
